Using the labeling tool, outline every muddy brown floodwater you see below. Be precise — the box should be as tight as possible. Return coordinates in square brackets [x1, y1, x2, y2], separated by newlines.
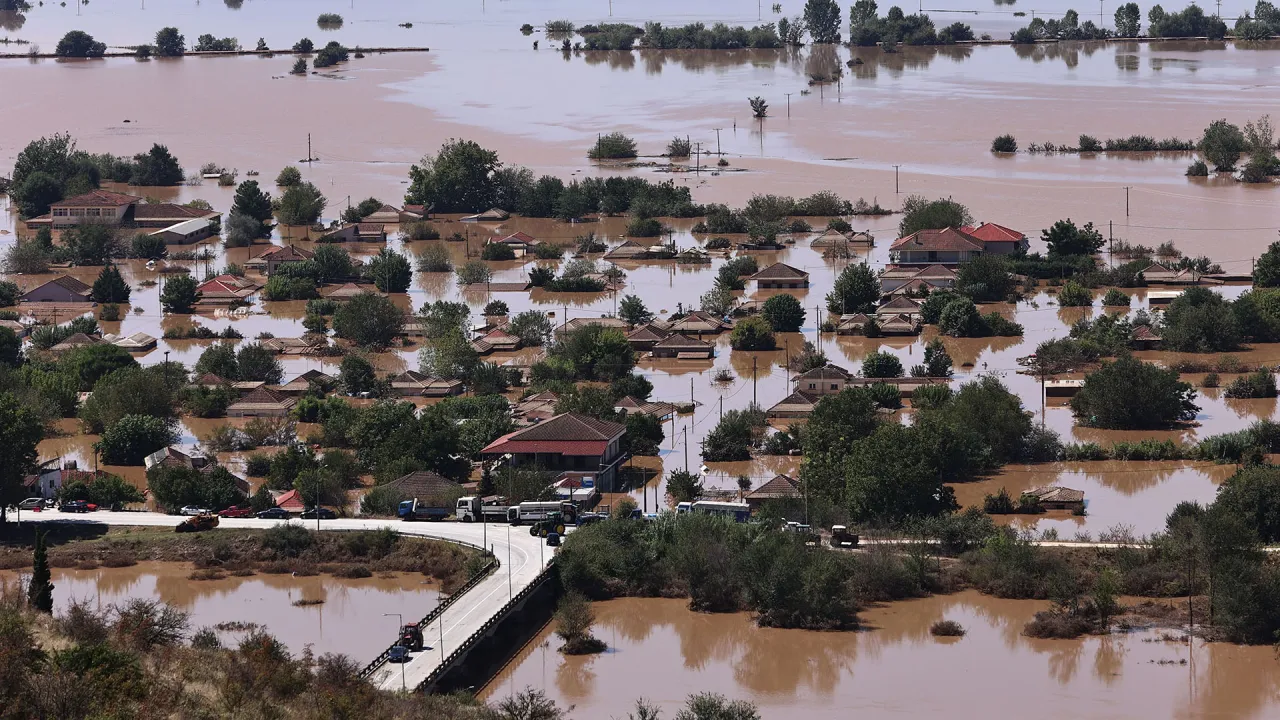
[486, 593, 1280, 719]
[0, 562, 439, 661]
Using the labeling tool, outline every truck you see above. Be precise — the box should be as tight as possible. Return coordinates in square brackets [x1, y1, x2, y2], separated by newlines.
[398, 624, 424, 652]
[507, 500, 577, 526]
[398, 498, 451, 522]
[455, 496, 512, 523]
[176, 513, 219, 533]
[676, 500, 751, 522]
[829, 525, 859, 548]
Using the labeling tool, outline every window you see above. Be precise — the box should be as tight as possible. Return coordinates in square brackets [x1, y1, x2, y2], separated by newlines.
[87, 208, 101, 217]
[831, 383, 838, 390]
[808, 383, 816, 390]
[70, 208, 84, 217]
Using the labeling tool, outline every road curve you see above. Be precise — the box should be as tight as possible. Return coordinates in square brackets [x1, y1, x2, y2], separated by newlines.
[3, 510, 550, 692]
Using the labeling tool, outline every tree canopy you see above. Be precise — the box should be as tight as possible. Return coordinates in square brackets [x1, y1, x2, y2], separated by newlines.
[1071, 355, 1199, 429]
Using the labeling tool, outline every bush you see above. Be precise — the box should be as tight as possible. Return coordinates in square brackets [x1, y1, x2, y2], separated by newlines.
[56, 30, 107, 58]
[481, 242, 516, 261]
[456, 260, 492, 285]
[403, 221, 440, 240]
[1101, 288, 1130, 307]
[860, 350, 904, 379]
[317, 12, 344, 26]
[154, 27, 185, 56]
[1186, 159, 1210, 177]
[626, 217, 664, 237]
[1056, 281, 1093, 307]
[275, 166, 302, 186]
[991, 134, 1018, 153]
[666, 136, 692, 157]
[930, 620, 966, 637]
[587, 132, 638, 160]
[276, 182, 326, 225]
[332, 292, 405, 349]
[312, 41, 349, 68]
[983, 487, 1016, 514]
[730, 316, 776, 351]
[1224, 369, 1277, 399]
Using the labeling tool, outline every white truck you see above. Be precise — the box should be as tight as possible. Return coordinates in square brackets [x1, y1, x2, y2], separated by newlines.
[507, 500, 577, 525]
[676, 500, 752, 522]
[454, 496, 512, 523]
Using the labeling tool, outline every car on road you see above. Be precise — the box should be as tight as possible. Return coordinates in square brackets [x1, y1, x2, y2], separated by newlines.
[58, 501, 96, 513]
[387, 645, 411, 663]
[300, 507, 336, 520]
[180, 506, 211, 516]
[217, 506, 254, 518]
[18, 498, 44, 511]
[255, 507, 291, 520]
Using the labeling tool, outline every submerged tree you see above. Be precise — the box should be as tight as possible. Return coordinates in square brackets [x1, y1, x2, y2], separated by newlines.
[749, 96, 769, 119]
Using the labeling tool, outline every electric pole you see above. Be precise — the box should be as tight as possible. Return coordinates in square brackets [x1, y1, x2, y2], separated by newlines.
[785, 93, 792, 118]
[713, 128, 723, 156]
[683, 426, 689, 471]
[695, 142, 701, 175]
[1124, 186, 1131, 217]
[893, 164, 901, 193]
[752, 357, 758, 404]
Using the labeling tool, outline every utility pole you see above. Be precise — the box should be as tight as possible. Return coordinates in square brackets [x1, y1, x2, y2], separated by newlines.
[695, 142, 701, 175]
[815, 305, 821, 345]
[893, 164, 901, 193]
[690, 376, 694, 406]
[785, 93, 793, 118]
[683, 426, 689, 471]
[719, 395, 723, 419]
[713, 128, 723, 156]
[752, 356, 758, 404]
[1124, 186, 1131, 217]
[307, 133, 312, 165]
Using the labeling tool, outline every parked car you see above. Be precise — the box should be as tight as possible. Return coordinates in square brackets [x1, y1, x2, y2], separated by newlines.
[58, 501, 95, 513]
[575, 512, 607, 526]
[18, 498, 44, 511]
[300, 507, 336, 520]
[256, 507, 291, 520]
[180, 506, 211, 516]
[387, 645, 411, 663]
[217, 506, 254, 518]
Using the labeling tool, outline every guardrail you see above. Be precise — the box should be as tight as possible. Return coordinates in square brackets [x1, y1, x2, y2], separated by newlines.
[413, 560, 557, 693]
[357, 545, 498, 681]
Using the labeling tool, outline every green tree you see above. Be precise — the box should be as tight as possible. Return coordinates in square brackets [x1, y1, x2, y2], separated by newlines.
[675, 693, 762, 720]
[154, 27, 185, 56]
[64, 222, 122, 265]
[912, 338, 953, 377]
[10, 133, 100, 218]
[332, 292, 405, 349]
[618, 294, 654, 326]
[224, 212, 262, 247]
[1071, 355, 1199, 429]
[231, 180, 274, 237]
[1252, 241, 1280, 288]
[1056, 281, 1093, 307]
[483, 299, 509, 316]
[700, 281, 737, 316]
[55, 30, 106, 57]
[1042, 219, 1105, 256]
[419, 328, 479, 380]
[844, 423, 959, 522]
[860, 350, 903, 378]
[666, 469, 705, 503]
[546, 325, 635, 381]
[508, 309, 554, 347]
[130, 232, 167, 260]
[311, 244, 354, 283]
[405, 139, 503, 213]
[130, 144, 184, 186]
[0, 327, 20, 368]
[898, 195, 973, 237]
[276, 182, 326, 225]
[276, 166, 302, 186]
[340, 196, 383, 224]
[94, 414, 179, 465]
[623, 413, 665, 455]
[702, 406, 766, 462]
[1161, 286, 1241, 352]
[91, 264, 131, 304]
[365, 248, 412, 293]
[79, 366, 177, 433]
[761, 294, 806, 332]
[956, 254, 1015, 301]
[730, 316, 776, 351]
[194, 342, 238, 379]
[13, 171, 66, 219]
[826, 263, 880, 314]
[1214, 465, 1280, 542]
[804, 0, 843, 42]
[236, 343, 284, 384]
[0, 392, 43, 521]
[1114, 2, 1142, 36]
[147, 464, 244, 512]
[337, 354, 377, 396]
[159, 275, 200, 313]
[1200, 119, 1248, 171]
[28, 531, 53, 613]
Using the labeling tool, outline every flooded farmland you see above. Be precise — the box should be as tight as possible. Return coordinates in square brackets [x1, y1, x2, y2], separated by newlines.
[0, 561, 440, 660]
[487, 593, 1280, 719]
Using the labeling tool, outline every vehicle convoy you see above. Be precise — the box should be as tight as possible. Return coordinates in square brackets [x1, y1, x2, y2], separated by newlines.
[176, 513, 219, 533]
[398, 498, 451, 521]
[398, 624, 424, 651]
[454, 495, 511, 523]
[508, 500, 577, 526]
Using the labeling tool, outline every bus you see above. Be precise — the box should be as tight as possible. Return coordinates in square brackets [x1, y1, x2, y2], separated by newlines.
[676, 500, 751, 523]
[507, 500, 577, 525]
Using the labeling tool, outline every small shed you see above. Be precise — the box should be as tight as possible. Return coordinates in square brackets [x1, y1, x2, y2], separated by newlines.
[1024, 486, 1086, 511]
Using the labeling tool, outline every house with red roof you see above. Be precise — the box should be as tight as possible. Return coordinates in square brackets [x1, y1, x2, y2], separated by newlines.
[481, 413, 627, 491]
[274, 489, 306, 513]
[889, 227, 984, 266]
[24, 189, 220, 232]
[960, 223, 1029, 255]
[492, 232, 540, 256]
[196, 274, 260, 304]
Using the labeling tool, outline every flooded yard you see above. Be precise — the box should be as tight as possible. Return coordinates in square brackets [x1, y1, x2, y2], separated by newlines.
[487, 593, 1280, 719]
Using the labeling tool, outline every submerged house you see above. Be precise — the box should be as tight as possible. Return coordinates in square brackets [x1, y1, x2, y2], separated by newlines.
[481, 413, 627, 492]
[1024, 486, 1086, 511]
[651, 333, 715, 359]
[25, 190, 220, 231]
[318, 223, 387, 243]
[389, 370, 464, 397]
[793, 365, 852, 395]
[19, 275, 93, 304]
[960, 223, 1029, 255]
[665, 311, 728, 335]
[750, 262, 810, 289]
[626, 323, 671, 351]
[227, 386, 297, 418]
[889, 228, 984, 267]
[767, 390, 822, 418]
[744, 474, 802, 509]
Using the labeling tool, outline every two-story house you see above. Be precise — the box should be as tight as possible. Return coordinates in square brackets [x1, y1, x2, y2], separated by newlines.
[889, 227, 984, 266]
[481, 413, 627, 492]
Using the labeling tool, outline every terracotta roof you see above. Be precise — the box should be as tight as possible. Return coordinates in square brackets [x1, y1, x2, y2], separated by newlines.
[380, 471, 458, 502]
[198, 275, 259, 298]
[261, 245, 315, 261]
[876, 296, 923, 314]
[890, 227, 984, 252]
[615, 396, 675, 418]
[626, 324, 671, 343]
[767, 390, 822, 415]
[809, 229, 851, 247]
[604, 241, 649, 260]
[794, 365, 852, 381]
[228, 386, 296, 409]
[192, 372, 229, 386]
[52, 189, 141, 208]
[483, 413, 624, 456]
[653, 333, 714, 351]
[356, 223, 385, 235]
[498, 231, 538, 245]
[745, 474, 801, 500]
[1026, 486, 1085, 504]
[960, 223, 1025, 243]
[910, 264, 958, 281]
[132, 203, 218, 220]
[280, 369, 335, 388]
[750, 262, 809, 281]
[275, 489, 305, 511]
[52, 332, 101, 350]
[877, 314, 921, 334]
[836, 313, 873, 331]
[321, 283, 381, 300]
[1132, 325, 1161, 341]
[556, 317, 629, 335]
[666, 311, 727, 333]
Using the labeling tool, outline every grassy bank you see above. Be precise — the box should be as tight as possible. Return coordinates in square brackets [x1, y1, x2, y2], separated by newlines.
[0, 525, 486, 592]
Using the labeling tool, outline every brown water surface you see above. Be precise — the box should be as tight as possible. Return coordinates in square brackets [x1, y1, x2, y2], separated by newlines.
[486, 593, 1280, 719]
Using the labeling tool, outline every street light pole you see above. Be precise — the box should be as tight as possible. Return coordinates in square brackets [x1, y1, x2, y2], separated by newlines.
[382, 613, 405, 691]
[507, 524, 513, 600]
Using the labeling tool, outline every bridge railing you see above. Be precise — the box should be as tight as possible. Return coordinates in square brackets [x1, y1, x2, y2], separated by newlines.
[413, 560, 557, 693]
[358, 541, 498, 681]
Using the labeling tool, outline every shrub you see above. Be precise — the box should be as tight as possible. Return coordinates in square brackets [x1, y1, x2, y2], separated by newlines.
[275, 166, 302, 186]
[984, 487, 1016, 514]
[1071, 355, 1199, 429]
[483, 300, 509, 316]
[1203, 372, 1220, 388]
[587, 132, 638, 160]
[760, 294, 805, 332]
[1186, 159, 1209, 176]
[930, 620, 966, 637]
[1224, 369, 1277, 399]
[626, 218, 664, 237]
[95, 415, 179, 465]
[730, 316, 776, 351]
[1056, 281, 1093, 307]
[666, 136, 692, 157]
[991, 134, 1018, 153]
[1101, 288, 1130, 307]
[56, 30, 107, 58]
[403, 221, 440, 240]
[456, 260, 492, 285]
[861, 350, 904, 378]
[317, 12, 344, 27]
[481, 242, 516, 261]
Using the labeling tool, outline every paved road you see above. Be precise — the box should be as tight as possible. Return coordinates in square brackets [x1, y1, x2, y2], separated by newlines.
[3, 509, 550, 692]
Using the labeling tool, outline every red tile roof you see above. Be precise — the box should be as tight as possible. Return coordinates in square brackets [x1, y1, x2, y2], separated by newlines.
[275, 489, 305, 511]
[52, 189, 142, 208]
[482, 413, 624, 456]
[750, 262, 809, 281]
[132, 203, 218, 220]
[890, 227, 984, 252]
[960, 223, 1025, 244]
[499, 231, 538, 245]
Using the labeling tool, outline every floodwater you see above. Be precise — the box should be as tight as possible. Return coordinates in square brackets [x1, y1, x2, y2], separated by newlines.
[6, 1, 1280, 535]
[0, 561, 439, 660]
[485, 592, 1280, 719]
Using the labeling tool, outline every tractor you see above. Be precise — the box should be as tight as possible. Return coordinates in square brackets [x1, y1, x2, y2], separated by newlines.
[398, 624, 424, 652]
[176, 513, 220, 533]
[529, 512, 567, 538]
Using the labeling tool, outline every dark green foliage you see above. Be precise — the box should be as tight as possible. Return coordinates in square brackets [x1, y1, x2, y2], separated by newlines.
[956, 254, 1015, 302]
[312, 41, 349, 68]
[365, 248, 412, 293]
[159, 275, 200, 313]
[626, 217, 664, 237]
[79, 366, 178, 433]
[64, 222, 123, 265]
[29, 531, 53, 613]
[337, 354, 377, 396]
[293, 37, 314, 52]
[1102, 288, 1131, 307]
[0, 280, 19, 307]
[263, 275, 318, 301]
[1071, 355, 1199, 429]
[991, 134, 1017, 153]
[129, 144, 184, 186]
[56, 30, 106, 57]
[480, 242, 516, 261]
[147, 464, 244, 512]
[1042, 219, 1105, 256]
[539, 325, 634, 381]
[62, 343, 137, 391]
[276, 182, 326, 225]
[911, 339, 953, 378]
[0, 327, 20, 368]
[154, 27, 185, 55]
[937, 297, 1023, 337]
[1114, 2, 1142, 35]
[95, 414, 180, 465]
[760, 294, 805, 332]
[91, 265, 131, 304]
[826, 263, 879, 314]
[405, 139, 503, 212]
[701, 405, 767, 462]
[333, 292, 405, 349]
[634, 21, 783, 49]
[1162, 286, 1241, 352]
[0, 391, 43, 518]
[729, 316, 776, 351]
[1199, 118, 1247, 171]
[236, 343, 284, 384]
[618, 294, 653, 326]
[1148, 3, 1227, 38]
[587, 132, 638, 160]
[181, 384, 235, 418]
[804, 0, 843, 43]
[1056, 281, 1093, 307]
[860, 350, 903, 378]
[231, 180, 274, 237]
[623, 413, 664, 455]
[1252, 241, 1280, 288]
[1224, 369, 1277, 399]
[130, 233, 168, 260]
[898, 195, 972, 237]
[9, 133, 101, 218]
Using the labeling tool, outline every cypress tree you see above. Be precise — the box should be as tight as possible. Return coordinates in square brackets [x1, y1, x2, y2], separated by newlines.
[28, 530, 54, 613]
[91, 264, 131, 303]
